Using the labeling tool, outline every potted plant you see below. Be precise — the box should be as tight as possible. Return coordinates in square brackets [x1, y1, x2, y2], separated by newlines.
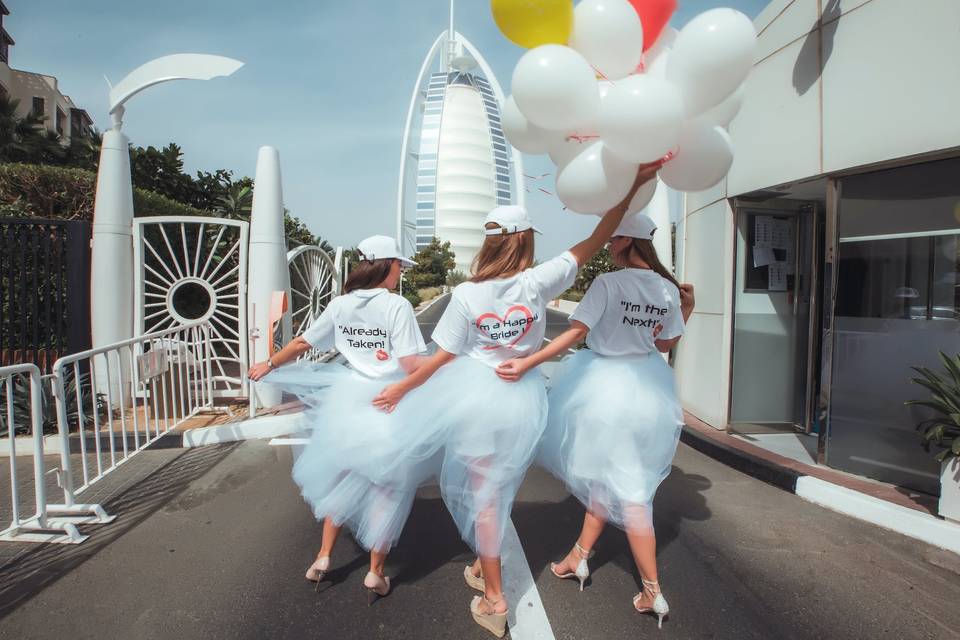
[906, 351, 960, 522]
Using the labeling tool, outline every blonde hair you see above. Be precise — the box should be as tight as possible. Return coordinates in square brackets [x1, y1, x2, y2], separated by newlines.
[470, 224, 535, 283]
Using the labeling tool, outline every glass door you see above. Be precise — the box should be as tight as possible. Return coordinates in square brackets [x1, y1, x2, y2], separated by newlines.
[826, 158, 960, 495]
[730, 203, 821, 434]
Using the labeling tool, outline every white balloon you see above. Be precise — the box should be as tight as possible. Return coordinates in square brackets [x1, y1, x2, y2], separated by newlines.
[643, 26, 677, 72]
[644, 48, 670, 78]
[501, 95, 562, 154]
[569, 0, 644, 81]
[597, 79, 615, 102]
[598, 75, 684, 163]
[548, 134, 592, 168]
[701, 85, 744, 129]
[556, 142, 637, 214]
[659, 122, 734, 192]
[626, 176, 658, 215]
[666, 8, 757, 116]
[589, 171, 658, 217]
[512, 45, 601, 131]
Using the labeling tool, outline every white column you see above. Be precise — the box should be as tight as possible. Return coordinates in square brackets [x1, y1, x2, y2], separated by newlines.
[648, 179, 673, 273]
[248, 146, 291, 408]
[90, 127, 134, 404]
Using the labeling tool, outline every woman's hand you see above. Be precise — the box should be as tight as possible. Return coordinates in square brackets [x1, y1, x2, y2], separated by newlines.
[679, 283, 696, 312]
[247, 361, 273, 382]
[495, 358, 533, 383]
[372, 383, 408, 413]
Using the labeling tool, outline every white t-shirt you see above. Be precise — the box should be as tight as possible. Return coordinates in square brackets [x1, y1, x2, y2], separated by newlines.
[432, 251, 578, 368]
[570, 268, 684, 356]
[301, 288, 426, 378]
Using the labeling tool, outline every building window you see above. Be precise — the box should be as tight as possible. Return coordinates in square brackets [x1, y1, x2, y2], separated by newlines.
[32, 96, 44, 118]
[55, 106, 66, 137]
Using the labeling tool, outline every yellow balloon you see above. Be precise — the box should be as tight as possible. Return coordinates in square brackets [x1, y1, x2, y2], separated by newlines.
[491, 0, 574, 49]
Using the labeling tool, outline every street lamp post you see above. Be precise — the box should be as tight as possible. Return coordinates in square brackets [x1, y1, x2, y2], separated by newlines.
[91, 54, 243, 403]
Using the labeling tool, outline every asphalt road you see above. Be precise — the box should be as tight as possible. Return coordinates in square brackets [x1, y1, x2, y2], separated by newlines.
[2, 294, 959, 639]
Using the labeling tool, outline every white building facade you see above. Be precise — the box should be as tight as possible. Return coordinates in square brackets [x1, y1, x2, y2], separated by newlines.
[397, 29, 523, 274]
[0, 2, 93, 144]
[674, 0, 960, 496]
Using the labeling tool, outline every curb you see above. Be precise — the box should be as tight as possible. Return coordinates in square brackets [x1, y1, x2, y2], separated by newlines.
[680, 421, 960, 556]
[680, 425, 802, 493]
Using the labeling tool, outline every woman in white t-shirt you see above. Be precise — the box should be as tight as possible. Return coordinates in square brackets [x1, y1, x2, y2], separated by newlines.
[372, 163, 662, 638]
[248, 235, 436, 604]
[496, 214, 695, 629]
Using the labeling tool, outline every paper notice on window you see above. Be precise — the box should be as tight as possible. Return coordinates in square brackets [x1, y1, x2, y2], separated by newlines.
[785, 245, 796, 274]
[755, 216, 773, 248]
[768, 263, 788, 291]
[770, 219, 792, 250]
[753, 247, 776, 267]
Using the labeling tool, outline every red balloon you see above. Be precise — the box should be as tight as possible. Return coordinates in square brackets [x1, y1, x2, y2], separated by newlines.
[628, 0, 677, 52]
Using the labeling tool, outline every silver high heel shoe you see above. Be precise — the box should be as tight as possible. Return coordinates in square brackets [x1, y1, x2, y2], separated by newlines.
[550, 542, 594, 591]
[363, 571, 391, 606]
[633, 578, 669, 629]
[304, 556, 330, 592]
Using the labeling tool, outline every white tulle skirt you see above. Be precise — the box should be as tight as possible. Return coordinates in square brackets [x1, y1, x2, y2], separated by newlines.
[538, 349, 683, 530]
[427, 356, 548, 558]
[265, 361, 445, 552]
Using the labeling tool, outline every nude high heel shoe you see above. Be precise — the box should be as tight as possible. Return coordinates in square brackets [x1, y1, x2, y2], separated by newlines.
[363, 571, 391, 606]
[550, 542, 594, 591]
[470, 595, 507, 638]
[304, 556, 330, 592]
[464, 563, 485, 592]
[633, 578, 669, 629]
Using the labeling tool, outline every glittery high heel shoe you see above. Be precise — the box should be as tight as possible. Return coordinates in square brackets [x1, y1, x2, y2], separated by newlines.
[633, 578, 669, 629]
[550, 542, 594, 592]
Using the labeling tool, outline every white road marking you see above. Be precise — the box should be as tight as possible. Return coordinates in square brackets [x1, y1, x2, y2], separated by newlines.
[501, 518, 556, 640]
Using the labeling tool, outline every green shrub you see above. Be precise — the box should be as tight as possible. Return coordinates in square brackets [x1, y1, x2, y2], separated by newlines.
[0, 162, 208, 220]
[560, 288, 584, 302]
[402, 287, 421, 308]
[418, 286, 442, 302]
[446, 270, 468, 287]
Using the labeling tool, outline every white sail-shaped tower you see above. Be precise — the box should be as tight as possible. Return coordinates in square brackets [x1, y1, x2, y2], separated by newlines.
[397, 17, 524, 274]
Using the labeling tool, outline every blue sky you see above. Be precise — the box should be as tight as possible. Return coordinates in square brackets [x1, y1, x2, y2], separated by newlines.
[8, 0, 769, 259]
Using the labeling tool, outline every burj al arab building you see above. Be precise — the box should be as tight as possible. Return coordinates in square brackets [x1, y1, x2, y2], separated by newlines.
[396, 9, 524, 274]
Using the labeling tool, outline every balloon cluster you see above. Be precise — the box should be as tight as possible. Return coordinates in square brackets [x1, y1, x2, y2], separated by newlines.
[493, 0, 757, 214]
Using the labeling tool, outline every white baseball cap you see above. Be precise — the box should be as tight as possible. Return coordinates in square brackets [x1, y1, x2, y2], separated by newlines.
[484, 205, 542, 236]
[357, 235, 417, 267]
[614, 214, 657, 240]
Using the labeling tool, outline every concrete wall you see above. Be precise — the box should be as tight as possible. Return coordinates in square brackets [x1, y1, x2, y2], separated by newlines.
[728, 0, 960, 197]
[675, 0, 960, 429]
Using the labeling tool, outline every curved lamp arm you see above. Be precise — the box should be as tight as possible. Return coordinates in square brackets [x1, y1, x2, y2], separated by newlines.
[108, 54, 244, 128]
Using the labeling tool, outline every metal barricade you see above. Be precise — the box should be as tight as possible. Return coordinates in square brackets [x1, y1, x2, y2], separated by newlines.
[0, 363, 84, 543]
[44, 321, 216, 529]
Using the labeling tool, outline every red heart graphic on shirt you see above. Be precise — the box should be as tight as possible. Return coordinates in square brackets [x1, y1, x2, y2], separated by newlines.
[475, 305, 535, 350]
[375, 349, 390, 361]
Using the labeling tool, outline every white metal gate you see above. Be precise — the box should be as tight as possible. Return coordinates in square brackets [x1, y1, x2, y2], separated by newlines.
[286, 245, 339, 341]
[133, 217, 249, 397]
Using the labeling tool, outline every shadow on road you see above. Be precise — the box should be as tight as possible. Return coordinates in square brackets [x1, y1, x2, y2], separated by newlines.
[513, 464, 712, 592]
[0, 443, 239, 620]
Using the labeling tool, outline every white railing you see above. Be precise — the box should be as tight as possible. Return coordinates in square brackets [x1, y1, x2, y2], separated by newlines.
[50, 321, 216, 514]
[0, 364, 84, 543]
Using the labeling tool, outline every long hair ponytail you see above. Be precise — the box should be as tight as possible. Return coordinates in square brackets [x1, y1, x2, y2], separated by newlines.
[614, 238, 680, 290]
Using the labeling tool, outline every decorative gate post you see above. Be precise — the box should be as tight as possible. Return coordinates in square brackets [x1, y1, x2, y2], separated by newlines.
[247, 146, 292, 408]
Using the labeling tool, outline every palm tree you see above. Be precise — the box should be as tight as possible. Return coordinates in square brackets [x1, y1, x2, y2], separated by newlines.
[0, 95, 50, 162]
